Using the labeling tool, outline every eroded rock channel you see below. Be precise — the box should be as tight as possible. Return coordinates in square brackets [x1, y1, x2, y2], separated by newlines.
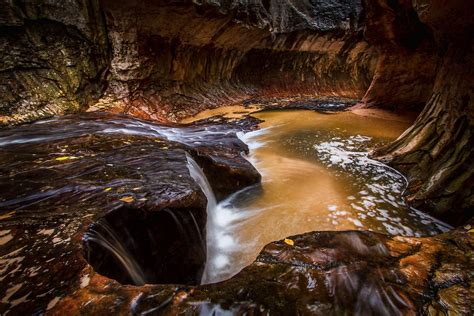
[0, 0, 473, 314]
[0, 113, 260, 313]
[0, 105, 472, 315]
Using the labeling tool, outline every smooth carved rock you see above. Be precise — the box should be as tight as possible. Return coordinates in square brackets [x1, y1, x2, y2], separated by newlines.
[1, 0, 375, 124]
[0, 113, 260, 314]
[373, 0, 474, 225]
[51, 229, 473, 315]
[0, 113, 472, 314]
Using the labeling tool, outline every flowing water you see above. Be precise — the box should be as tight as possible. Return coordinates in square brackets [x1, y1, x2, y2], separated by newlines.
[202, 109, 451, 284]
[83, 219, 146, 285]
[0, 110, 452, 292]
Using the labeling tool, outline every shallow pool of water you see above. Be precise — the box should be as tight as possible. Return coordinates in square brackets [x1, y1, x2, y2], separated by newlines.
[203, 109, 450, 284]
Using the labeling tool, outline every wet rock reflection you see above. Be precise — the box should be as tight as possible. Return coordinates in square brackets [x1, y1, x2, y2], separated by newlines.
[0, 113, 259, 314]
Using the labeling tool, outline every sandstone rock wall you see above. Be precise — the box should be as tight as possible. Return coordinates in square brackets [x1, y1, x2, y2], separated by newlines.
[0, 0, 472, 221]
[0, 0, 445, 122]
[97, 0, 374, 121]
[0, 0, 110, 124]
[374, 0, 474, 225]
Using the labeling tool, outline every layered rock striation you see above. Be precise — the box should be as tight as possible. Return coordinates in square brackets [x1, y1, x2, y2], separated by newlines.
[373, 0, 474, 225]
[1, 0, 472, 219]
[0, 0, 472, 313]
[1, 0, 374, 123]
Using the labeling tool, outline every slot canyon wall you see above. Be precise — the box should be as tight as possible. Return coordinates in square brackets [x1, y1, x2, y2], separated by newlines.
[0, 1, 472, 221]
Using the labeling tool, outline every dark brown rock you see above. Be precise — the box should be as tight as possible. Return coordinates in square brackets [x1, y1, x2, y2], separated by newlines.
[51, 228, 473, 315]
[0, 0, 110, 124]
[0, 113, 260, 314]
[0, 0, 376, 124]
[372, 0, 474, 225]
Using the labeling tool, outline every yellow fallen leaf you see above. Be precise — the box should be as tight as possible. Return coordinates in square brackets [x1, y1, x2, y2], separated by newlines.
[468, 229, 474, 233]
[119, 196, 134, 203]
[55, 156, 77, 161]
[0, 211, 15, 220]
[284, 238, 294, 246]
[104, 187, 112, 192]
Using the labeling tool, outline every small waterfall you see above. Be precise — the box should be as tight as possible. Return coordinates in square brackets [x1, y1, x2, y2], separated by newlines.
[186, 154, 217, 210]
[83, 219, 146, 285]
[185, 153, 218, 284]
[186, 139, 267, 284]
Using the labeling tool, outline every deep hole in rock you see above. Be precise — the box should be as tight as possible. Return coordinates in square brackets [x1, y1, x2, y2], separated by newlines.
[83, 204, 206, 285]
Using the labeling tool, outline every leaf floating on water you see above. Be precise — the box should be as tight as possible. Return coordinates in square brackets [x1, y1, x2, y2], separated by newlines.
[284, 238, 294, 246]
[119, 196, 134, 203]
[0, 211, 15, 220]
[104, 187, 112, 192]
[55, 156, 78, 161]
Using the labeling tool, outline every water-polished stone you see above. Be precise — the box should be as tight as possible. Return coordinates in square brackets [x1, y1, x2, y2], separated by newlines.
[0, 113, 260, 314]
[53, 227, 473, 315]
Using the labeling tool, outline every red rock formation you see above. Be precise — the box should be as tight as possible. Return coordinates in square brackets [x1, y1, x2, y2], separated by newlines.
[361, 0, 438, 110]
[51, 227, 474, 315]
[0, 1, 472, 312]
[97, 0, 375, 121]
[373, 0, 474, 225]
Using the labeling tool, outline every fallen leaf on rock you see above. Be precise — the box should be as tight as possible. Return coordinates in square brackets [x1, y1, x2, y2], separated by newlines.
[0, 211, 16, 220]
[55, 156, 78, 161]
[104, 187, 112, 192]
[119, 196, 134, 203]
[284, 238, 294, 246]
[468, 229, 474, 233]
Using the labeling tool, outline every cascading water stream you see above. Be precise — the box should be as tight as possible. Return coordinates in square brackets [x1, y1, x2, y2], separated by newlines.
[186, 153, 224, 284]
[183, 109, 452, 285]
[185, 153, 218, 284]
[186, 153, 260, 284]
[83, 219, 146, 285]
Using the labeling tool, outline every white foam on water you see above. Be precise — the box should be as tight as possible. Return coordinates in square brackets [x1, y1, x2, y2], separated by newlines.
[314, 135, 452, 235]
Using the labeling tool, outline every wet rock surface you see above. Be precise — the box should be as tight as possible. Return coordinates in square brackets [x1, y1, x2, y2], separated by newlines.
[242, 96, 358, 112]
[0, 112, 472, 314]
[0, 113, 260, 314]
[0, 0, 472, 314]
[52, 227, 473, 315]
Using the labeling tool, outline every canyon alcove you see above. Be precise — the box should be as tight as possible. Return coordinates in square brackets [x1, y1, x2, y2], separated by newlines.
[0, 0, 472, 315]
